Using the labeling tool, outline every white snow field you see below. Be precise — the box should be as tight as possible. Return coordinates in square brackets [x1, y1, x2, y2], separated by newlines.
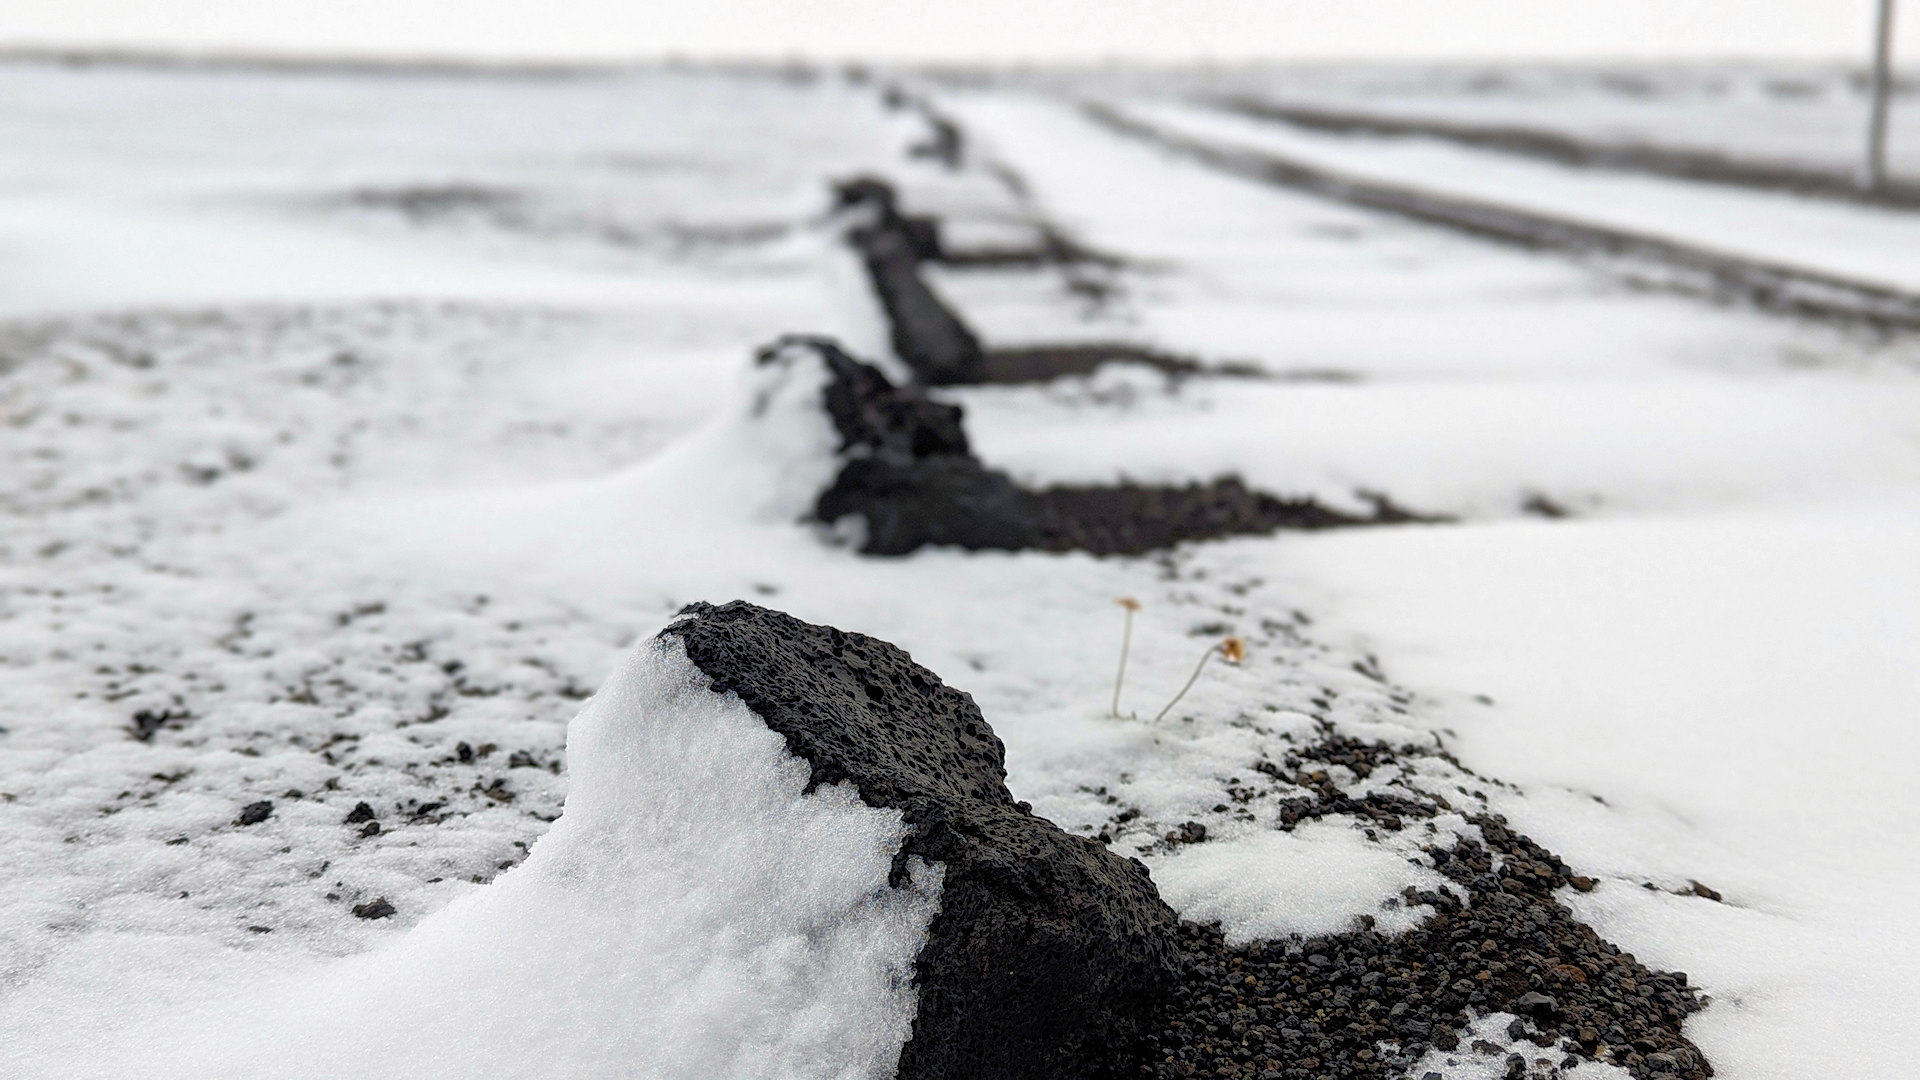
[1111, 99, 1920, 295]
[938, 92, 1920, 1080]
[2, 58, 1918, 1078]
[1037, 63, 1920, 186]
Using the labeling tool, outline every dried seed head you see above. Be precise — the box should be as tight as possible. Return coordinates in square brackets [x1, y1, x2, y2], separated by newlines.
[1116, 597, 1141, 612]
[1219, 637, 1247, 664]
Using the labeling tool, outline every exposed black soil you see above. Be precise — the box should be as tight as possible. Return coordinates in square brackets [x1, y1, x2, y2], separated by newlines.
[766, 336, 1438, 556]
[1145, 732, 1713, 1080]
[1033, 481, 1433, 556]
[663, 600, 1181, 1080]
[937, 233, 1123, 269]
[980, 343, 1244, 383]
[836, 177, 988, 384]
[834, 176, 1193, 385]
[1218, 96, 1920, 213]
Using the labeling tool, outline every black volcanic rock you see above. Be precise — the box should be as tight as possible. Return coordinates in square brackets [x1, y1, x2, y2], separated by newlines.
[834, 175, 945, 262]
[834, 176, 982, 384]
[760, 337, 1432, 556]
[1033, 478, 1381, 554]
[759, 336, 1043, 555]
[781, 335, 969, 460]
[851, 226, 983, 385]
[662, 600, 1181, 1080]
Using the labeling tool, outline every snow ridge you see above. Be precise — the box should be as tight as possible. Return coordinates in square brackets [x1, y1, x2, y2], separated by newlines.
[7, 636, 939, 1080]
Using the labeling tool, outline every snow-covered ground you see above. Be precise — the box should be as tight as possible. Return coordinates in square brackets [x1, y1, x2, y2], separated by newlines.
[1277, 506, 1920, 1080]
[1027, 62, 1920, 185]
[944, 91, 1920, 1079]
[1105, 99, 1920, 294]
[3, 58, 1918, 1079]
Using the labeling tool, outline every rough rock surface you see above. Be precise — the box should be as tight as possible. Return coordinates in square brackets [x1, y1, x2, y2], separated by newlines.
[661, 600, 1182, 1080]
[767, 337, 1431, 556]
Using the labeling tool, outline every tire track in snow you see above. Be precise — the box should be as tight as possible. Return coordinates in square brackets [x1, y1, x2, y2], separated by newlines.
[1210, 95, 1920, 213]
[1081, 100, 1920, 335]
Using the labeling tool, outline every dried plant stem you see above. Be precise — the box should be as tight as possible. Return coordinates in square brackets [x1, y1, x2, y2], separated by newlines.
[1110, 606, 1135, 718]
[1153, 645, 1220, 724]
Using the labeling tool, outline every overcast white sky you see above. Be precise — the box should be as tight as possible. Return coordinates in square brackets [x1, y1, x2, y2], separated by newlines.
[0, 0, 1912, 64]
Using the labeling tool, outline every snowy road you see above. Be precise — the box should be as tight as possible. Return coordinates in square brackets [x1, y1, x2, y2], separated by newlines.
[1079, 100, 1920, 331]
[2, 60, 1917, 1080]
[1205, 96, 1920, 210]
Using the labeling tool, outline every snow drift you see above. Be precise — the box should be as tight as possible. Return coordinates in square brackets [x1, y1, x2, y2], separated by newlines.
[17, 632, 939, 1080]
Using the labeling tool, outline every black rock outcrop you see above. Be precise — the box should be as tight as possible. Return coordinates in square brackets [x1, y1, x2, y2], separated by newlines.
[831, 176, 1190, 384]
[662, 600, 1181, 1080]
[836, 176, 983, 385]
[760, 336, 1044, 555]
[759, 336, 1436, 556]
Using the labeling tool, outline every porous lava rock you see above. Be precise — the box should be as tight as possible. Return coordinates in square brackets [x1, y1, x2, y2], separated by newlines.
[763, 336, 1431, 556]
[662, 600, 1181, 1080]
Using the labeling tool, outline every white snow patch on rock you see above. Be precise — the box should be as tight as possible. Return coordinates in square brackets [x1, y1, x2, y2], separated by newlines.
[1148, 818, 1454, 943]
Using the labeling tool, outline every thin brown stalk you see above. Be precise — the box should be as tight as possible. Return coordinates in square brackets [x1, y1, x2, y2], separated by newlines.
[1152, 636, 1245, 724]
[1111, 598, 1140, 718]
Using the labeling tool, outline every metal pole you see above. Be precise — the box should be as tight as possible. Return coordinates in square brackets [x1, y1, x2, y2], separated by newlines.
[1866, 0, 1898, 190]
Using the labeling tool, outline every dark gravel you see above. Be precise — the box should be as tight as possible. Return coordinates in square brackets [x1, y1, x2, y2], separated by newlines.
[1141, 732, 1713, 1080]
[128, 706, 191, 742]
[1034, 481, 1433, 556]
[765, 336, 1436, 556]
